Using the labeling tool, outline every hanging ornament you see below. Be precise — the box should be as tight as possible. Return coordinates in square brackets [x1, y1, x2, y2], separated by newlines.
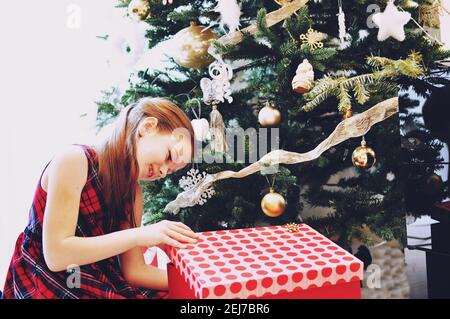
[419, 0, 445, 42]
[291, 59, 314, 93]
[200, 57, 233, 153]
[179, 168, 216, 206]
[401, 0, 419, 9]
[200, 59, 233, 105]
[171, 22, 218, 69]
[426, 173, 443, 198]
[300, 28, 324, 50]
[192, 118, 210, 142]
[261, 188, 286, 217]
[419, 0, 442, 29]
[372, 0, 411, 41]
[352, 137, 376, 169]
[342, 108, 353, 120]
[337, 0, 347, 46]
[209, 103, 228, 152]
[190, 99, 209, 142]
[128, 0, 150, 21]
[258, 102, 281, 127]
[215, 0, 241, 33]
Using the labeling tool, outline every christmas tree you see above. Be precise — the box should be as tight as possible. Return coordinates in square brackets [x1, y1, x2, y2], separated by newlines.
[97, 0, 450, 247]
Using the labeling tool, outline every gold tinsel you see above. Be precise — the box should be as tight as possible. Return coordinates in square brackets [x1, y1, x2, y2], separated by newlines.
[419, 0, 445, 29]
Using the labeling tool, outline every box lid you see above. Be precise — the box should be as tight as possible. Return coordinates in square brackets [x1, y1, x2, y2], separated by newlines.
[164, 224, 363, 299]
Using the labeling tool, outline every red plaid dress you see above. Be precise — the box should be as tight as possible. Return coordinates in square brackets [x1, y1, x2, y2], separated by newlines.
[2, 144, 168, 299]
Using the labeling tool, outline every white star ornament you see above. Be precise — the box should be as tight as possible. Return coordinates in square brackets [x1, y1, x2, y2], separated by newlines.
[372, 1, 411, 41]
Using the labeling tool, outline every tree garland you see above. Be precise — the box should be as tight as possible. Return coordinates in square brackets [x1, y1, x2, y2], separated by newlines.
[165, 97, 399, 214]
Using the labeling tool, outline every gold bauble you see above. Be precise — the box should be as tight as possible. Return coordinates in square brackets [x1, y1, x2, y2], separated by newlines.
[352, 140, 376, 169]
[261, 189, 286, 217]
[171, 22, 218, 69]
[258, 103, 281, 127]
[426, 174, 443, 196]
[342, 108, 353, 120]
[401, 0, 419, 9]
[128, 0, 150, 21]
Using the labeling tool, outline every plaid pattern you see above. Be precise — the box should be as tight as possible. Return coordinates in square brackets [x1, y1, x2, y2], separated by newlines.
[2, 144, 167, 299]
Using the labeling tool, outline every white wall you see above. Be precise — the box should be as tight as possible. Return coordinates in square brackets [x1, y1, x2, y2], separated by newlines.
[0, 0, 126, 289]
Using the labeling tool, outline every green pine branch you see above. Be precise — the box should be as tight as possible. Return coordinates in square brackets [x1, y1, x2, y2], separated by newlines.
[338, 83, 351, 112]
[282, 6, 311, 38]
[303, 53, 425, 112]
[255, 8, 280, 47]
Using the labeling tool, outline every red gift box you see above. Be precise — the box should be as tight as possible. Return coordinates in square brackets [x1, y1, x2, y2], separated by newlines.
[163, 224, 363, 299]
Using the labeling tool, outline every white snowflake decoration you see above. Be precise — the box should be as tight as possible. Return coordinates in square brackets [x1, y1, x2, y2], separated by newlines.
[179, 168, 216, 205]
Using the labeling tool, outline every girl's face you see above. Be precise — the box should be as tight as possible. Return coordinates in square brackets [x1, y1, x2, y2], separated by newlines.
[135, 117, 193, 181]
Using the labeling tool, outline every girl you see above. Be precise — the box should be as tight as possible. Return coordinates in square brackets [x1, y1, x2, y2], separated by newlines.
[2, 97, 198, 299]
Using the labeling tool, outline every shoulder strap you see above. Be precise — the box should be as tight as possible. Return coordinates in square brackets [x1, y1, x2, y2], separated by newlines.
[72, 144, 102, 189]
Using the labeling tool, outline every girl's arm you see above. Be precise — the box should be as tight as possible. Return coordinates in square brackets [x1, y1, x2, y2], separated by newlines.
[119, 185, 169, 290]
[118, 185, 198, 290]
[42, 146, 197, 273]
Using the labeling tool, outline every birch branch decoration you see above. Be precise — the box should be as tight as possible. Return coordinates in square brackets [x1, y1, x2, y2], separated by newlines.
[164, 97, 399, 214]
[208, 0, 308, 59]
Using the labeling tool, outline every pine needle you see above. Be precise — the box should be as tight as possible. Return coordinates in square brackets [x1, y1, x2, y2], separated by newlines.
[303, 53, 425, 112]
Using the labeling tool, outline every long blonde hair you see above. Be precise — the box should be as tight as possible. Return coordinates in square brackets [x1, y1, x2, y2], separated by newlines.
[97, 97, 194, 227]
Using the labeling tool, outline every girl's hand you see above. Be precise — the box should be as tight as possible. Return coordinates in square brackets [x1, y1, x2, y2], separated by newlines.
[136, 220, 198, 249]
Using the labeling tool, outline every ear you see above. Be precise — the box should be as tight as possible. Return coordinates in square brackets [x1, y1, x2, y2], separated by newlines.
[138, 117, 158, 137]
